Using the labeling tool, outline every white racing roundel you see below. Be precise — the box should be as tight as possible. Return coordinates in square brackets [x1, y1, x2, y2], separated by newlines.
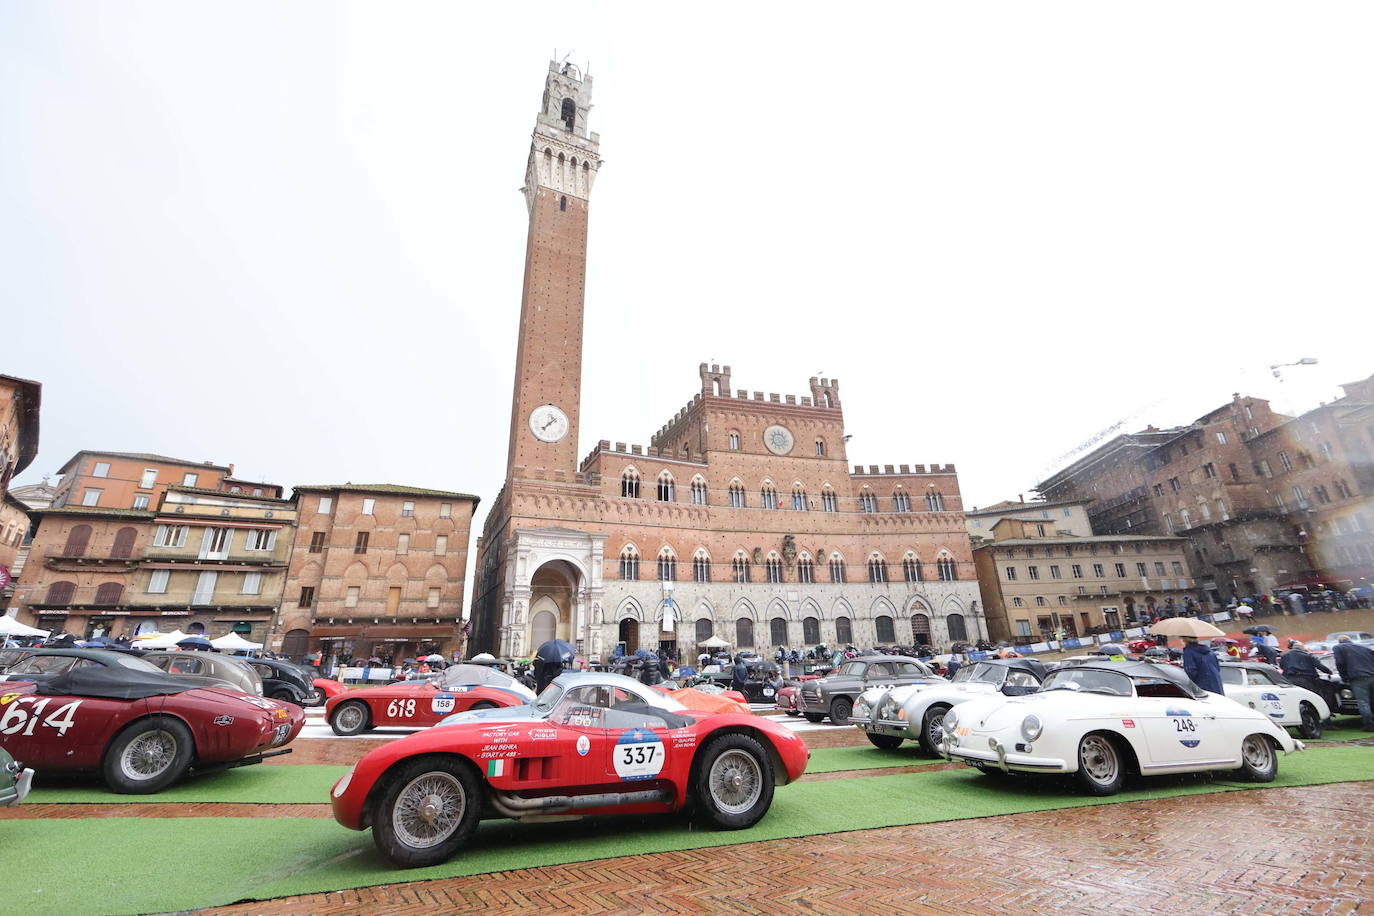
[432, 693, 457, 714]
[614, 728, 665, 780]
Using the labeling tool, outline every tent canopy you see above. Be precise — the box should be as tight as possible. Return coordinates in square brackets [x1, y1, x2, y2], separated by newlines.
[131, 629, 188, 649]
[698, 635, 731, 648]
[210, 632, 262, 651]
[0, 615, 50, 638]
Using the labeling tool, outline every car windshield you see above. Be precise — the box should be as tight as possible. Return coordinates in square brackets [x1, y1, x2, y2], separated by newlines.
[953, 663, 1005, 686]
[8, 655, 77, 675]
[1040, 668, 1133, 697]
[836, 662, 865, 677]
[531, 682, 565, 714]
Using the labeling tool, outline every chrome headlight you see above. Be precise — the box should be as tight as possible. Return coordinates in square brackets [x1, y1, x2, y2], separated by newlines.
[879, 697, 899, 721]
[942, 708, 959, 733]
[1020, 714, 1043, 742]
[852, 698, 871, 720]
[332, 766, 354, 799]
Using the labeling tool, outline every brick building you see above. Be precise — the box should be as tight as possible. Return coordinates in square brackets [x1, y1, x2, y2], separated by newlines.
[0, 373, 41, 500]
[966, 497, 1093, 546]
[471, 63, 985, 661]
[2, 482, 54, 610]
[972, 518, 1194, 642]
[280, 485, 478, 665]
[12, 450, 292, 639]
[1037, 380, 1374, 599]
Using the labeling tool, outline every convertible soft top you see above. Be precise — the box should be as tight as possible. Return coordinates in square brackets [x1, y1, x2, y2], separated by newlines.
[984, 657, 1049, 679]
[1065, 660, 1209, 699]
[34, 666, 203, 700]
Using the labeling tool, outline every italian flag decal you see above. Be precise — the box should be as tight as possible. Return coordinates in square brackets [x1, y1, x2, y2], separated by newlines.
[486, 759, 505, 777]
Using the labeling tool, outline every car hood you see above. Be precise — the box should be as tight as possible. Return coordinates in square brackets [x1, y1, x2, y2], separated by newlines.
[955, 689, 1136, 731]
[436, 704, 544, 727]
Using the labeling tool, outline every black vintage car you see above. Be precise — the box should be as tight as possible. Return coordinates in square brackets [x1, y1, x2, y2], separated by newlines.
[797, 655, 935, 725]
[246, 657, 313, 705]
[694, 660, 781, 704]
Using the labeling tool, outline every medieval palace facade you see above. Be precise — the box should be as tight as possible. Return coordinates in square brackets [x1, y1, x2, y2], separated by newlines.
[471, 62, 984, 660]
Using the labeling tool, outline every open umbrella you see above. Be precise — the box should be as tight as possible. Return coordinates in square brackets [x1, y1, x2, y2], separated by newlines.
[534, 639, 576, 667]
[469, 652, 498, 665]
[176, 636, 215, 651]
[1242, 625, 1275, 635]
[698, 635, 731, 649]
[1149, 618, 1225, 639]
[424, 654, 445, 663]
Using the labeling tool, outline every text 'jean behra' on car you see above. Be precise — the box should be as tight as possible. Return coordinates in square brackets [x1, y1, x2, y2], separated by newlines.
[329, 671, 810, 867]
[939, 660, 1301, 795]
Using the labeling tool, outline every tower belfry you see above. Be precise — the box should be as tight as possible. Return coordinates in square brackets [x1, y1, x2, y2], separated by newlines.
[505, 60, 602, 480]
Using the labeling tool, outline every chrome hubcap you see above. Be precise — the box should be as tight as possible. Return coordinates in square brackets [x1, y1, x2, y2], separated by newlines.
[337, 705, 364, 730]
[121, 730, 176, 780]
[709, 749, 762, 816]
[927, 714, 944, 747]
[1243, 736, 1272, 769]
[1080, 736, 1118, 783]
[393, 772, 465, 848]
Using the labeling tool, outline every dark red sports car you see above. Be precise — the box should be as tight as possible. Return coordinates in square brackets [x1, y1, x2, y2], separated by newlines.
[0, 666, 304, 793]
[325, 664, 534, 736]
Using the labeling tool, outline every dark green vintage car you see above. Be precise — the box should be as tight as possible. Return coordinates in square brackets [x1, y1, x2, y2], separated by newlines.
[1, 746, 33, 806]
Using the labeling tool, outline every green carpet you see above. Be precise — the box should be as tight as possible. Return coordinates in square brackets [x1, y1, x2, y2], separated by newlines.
[26, 765, 350, 805]
[5, 746, 1369, 916]
[24, 748, 932, 804]
[1316, 719, 1374, 743]
[805, 744, 944, 773]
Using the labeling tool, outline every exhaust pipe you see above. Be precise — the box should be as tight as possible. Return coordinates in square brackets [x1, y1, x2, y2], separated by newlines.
[488, 788, 672, 818]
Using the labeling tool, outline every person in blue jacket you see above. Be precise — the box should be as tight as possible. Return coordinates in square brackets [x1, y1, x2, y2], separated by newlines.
[1181, 636, 1224, 694]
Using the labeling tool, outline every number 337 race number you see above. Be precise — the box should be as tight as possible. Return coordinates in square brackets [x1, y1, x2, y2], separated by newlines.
[614, 728, 665, 780]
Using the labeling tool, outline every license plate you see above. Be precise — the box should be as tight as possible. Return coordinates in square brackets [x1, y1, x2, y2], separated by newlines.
[763, 688, 775, 696]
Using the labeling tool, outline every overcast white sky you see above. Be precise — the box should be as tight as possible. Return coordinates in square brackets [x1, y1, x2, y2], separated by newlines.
[4, 2, 1371, 604]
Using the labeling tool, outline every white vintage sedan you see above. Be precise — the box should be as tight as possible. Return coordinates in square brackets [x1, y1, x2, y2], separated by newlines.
[1220, 662, 1329, 738]
[941, 660, 1301, 795]
[852, 659, 1048, 753]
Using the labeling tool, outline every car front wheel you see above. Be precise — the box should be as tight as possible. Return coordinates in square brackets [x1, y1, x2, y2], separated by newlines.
[303, 686, 325, 707]
[102, 716, 194, 794]
[802, 713, 825, 723]
[865, 732, 903, 750]
[693, 733, 775, 829]
[1237, 734, 1278, 782]
[919, 705, 951, 755]
[1297, 702, 1323, 740]
[1074, 733, 1125, 796]
[331, 700, 371, 736]
[370, 757, 481, 868]
[829, 697, 853, 726]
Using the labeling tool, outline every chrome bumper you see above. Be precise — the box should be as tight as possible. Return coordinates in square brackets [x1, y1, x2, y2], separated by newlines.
[943, 735, 1068, 772]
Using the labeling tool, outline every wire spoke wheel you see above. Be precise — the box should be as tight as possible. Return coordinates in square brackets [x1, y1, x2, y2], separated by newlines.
[1079, 735, 1119, 785]
[120, 729, 177, 780]
[708, 748, 763, 816]
[336, 704, 365, 731]
[392, 771, 467, 849]
[925, 712, 945, 750]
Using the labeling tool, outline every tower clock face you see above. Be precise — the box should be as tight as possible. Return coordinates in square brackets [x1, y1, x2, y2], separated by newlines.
[763, 424, 795, 455]
[529, 405, 570, 443]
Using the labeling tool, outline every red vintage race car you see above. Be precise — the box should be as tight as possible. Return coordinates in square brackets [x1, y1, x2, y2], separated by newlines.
[775, 675, 821, 716]
[0, 666, 304, 793]
[309, 678, 347, 707]
[331, 671, 810, 867]
[326, 664, 534, 736]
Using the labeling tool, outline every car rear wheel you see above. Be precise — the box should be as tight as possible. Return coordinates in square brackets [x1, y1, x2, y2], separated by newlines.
[331, 700, 371, 736]
[693, 733, 775, 829]
[370, 756, 481, 868]
[303, 686, 325, 707]
[829, 697, 853, 726]
[1297, 702, 1323, 739]
[865, 732, 904, 750]
[783, 709, 799, 717]
[919, 705, 951, 755]
[802, 713, 825, 723]
[1236, 734, 1278, 782]
[1074, 733, 1124, 796]
[468, 701, 497, 711]
[102, 716, 194, 794]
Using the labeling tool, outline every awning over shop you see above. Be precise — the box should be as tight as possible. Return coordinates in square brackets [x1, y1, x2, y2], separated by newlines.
[311, 624, 456, 639]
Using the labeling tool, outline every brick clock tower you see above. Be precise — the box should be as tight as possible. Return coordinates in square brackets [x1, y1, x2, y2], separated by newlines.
[506, 61, 601, 479]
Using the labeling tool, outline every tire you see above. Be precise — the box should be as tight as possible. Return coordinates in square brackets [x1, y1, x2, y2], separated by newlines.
[692, 733, 775, 829]
[269, 689, 297, 704]
[1236, 734, 1278, 782]
[370, 756, 481, 868]
[829, 696, 853, 726]
[803, 713, 825, 723]
[468, 701, 497, 711]
[1297, 702, 1323, 740]
[330, 700, 371, 736]
[102, 716, 194, 794]
[865, 732, 904, 750]
[303, 687, 325, 707]
[784, 710, 800, 718]
[918, 705, 951, 755]
[1074, 733, 1125, 796]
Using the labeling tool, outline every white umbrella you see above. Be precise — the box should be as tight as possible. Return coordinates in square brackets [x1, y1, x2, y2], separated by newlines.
[0, 615, 50, 638]
[133, 629, 189, 649]
[423, 653, 445, 662]
[1148, 618, 1225, 639]
[698, 635, 731, 648]
[210, 632, 263, 651]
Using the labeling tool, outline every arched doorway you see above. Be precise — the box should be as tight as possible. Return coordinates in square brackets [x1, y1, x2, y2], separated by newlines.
[531, 608, 557, 647]
[735, 618, 754, 648]
[526, 560, 581, 652]
[802, 616, 820, 644]
[769, 617, 787, 647]
[835, 616, 852, 645]
[875, 615, 895, 643]
[282, 628, 309, 659]
[618, 617, 639, 654]
[911, 612, 931, 646]
[186, 621, 206, 635]
[946, 613, 967, 643]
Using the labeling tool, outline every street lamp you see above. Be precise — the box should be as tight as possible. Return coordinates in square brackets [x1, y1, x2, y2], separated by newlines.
[1270, 357, 1317, 380]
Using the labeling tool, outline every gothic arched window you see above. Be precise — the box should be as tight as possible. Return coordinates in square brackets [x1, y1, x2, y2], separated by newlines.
[690, 477, 708, 505]
[858, 491, 877, 513]
[695, 617, 713, 644]
[731, 552, 751, 583]
[926, 491, 945, 511]
[728, 482, 746, 508]
[736, 617, 754, 648]
[829, 553, 847, 583]
[769, 617, 788, 647]
[868, 555, 889, 584]
[692, 552, 711, 583]
[728, 431, 741, 450]
[621, 469, 640, 499]
[802, 617, 820, 644]
[815, 439, 825, 457]
[560, 97, 576, 131]
[835, 615, 852, 644]
[764, 554, 783, 584]
[875, 615, 896, 643]
[893, 491, 912, 513]
[619, 545, 640, 581]
[797, 554, 815, 584]
[902, 555, 923, 582]
[657, 472, 675, 503]
[760, 483, 778, 510]
[791, 485, 807, 511]
[821, 486, 838, 512]
[657, 549, 677, 582]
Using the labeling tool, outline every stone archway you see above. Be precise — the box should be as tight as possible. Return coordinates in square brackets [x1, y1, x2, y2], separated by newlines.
[525, 560, 581, 652]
